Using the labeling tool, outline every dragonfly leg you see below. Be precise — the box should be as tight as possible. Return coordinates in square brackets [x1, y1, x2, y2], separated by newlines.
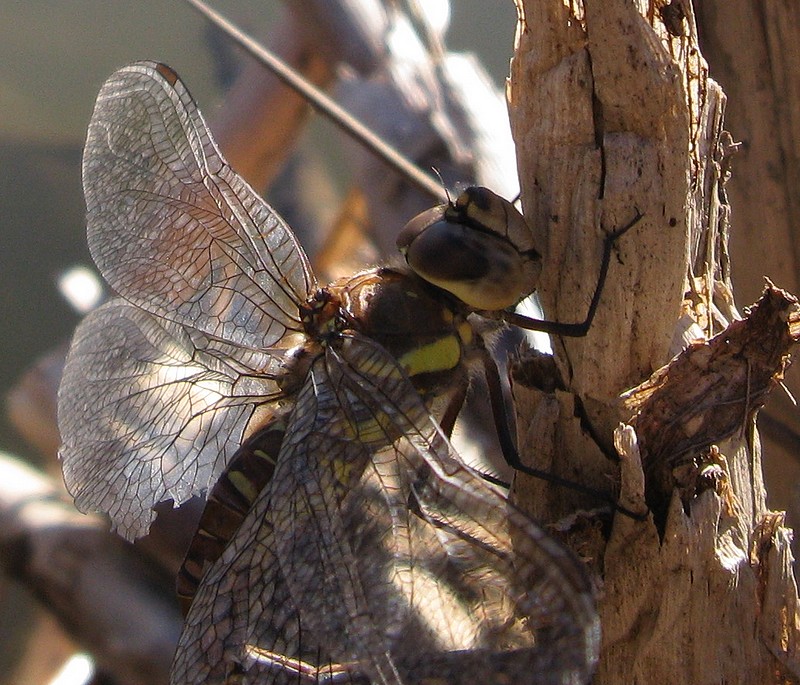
[482, 210, 643, 337]
[437, 379, 468, 439]
[476, 345, 647, 520]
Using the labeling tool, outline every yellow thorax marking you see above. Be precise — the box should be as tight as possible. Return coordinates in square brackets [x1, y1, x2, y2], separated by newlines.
[398, 335, 461, 377]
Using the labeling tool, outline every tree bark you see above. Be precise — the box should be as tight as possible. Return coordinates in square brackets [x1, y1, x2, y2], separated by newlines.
[694, 0, 800, 555]
[508, 0, 800, 682]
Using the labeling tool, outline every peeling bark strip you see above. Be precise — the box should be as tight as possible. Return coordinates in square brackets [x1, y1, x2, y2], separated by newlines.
[623, 284, 800, 518]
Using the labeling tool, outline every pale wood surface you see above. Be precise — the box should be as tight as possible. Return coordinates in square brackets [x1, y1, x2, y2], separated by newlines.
[509, 0, 800, 682]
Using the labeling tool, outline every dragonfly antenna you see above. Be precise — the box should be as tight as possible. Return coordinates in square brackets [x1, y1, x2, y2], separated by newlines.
[184, 0, 447, 203]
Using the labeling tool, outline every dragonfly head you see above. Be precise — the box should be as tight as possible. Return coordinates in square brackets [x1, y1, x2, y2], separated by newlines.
[396, 186, 542, 311]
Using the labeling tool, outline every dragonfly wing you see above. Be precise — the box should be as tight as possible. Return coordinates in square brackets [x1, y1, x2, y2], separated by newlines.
[58, 299, 281, 540]
[288, 335, 600, 682]
[173, 494, 371, 685]
[173, 340, 405, 684]
[82, 61, 315, 353]
[61, 61, 317, 539]
[172, 333, 598, 683]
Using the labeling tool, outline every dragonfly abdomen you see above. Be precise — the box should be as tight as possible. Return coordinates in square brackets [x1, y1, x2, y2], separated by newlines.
[177, 417, 287, 614]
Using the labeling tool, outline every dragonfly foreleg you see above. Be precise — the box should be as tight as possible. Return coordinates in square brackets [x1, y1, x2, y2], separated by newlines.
[483, 210, 643, 337]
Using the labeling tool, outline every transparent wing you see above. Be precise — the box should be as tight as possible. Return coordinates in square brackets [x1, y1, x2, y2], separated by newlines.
[172, 334, 598, 684]
[60, 61, 317, 538]
[58, 299, 285, 540]
[82, 61, 315, 352]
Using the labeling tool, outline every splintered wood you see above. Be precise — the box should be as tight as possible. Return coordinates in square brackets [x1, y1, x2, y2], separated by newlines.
[622, 283, 800, 516]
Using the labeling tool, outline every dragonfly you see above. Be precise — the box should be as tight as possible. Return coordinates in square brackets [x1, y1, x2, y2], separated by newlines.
[57, 61, 612, 684]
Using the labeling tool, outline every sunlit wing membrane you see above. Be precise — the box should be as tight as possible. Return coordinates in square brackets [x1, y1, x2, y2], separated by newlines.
[58, 299, 283, 540]
[171, 334, 598, 685]
[82, 62, 316, 354]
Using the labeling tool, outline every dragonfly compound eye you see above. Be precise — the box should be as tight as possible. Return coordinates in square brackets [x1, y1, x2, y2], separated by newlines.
[396, 186, 542, 311]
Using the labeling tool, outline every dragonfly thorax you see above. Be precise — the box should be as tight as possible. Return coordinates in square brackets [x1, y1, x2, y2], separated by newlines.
[329, 266, 473, 391]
